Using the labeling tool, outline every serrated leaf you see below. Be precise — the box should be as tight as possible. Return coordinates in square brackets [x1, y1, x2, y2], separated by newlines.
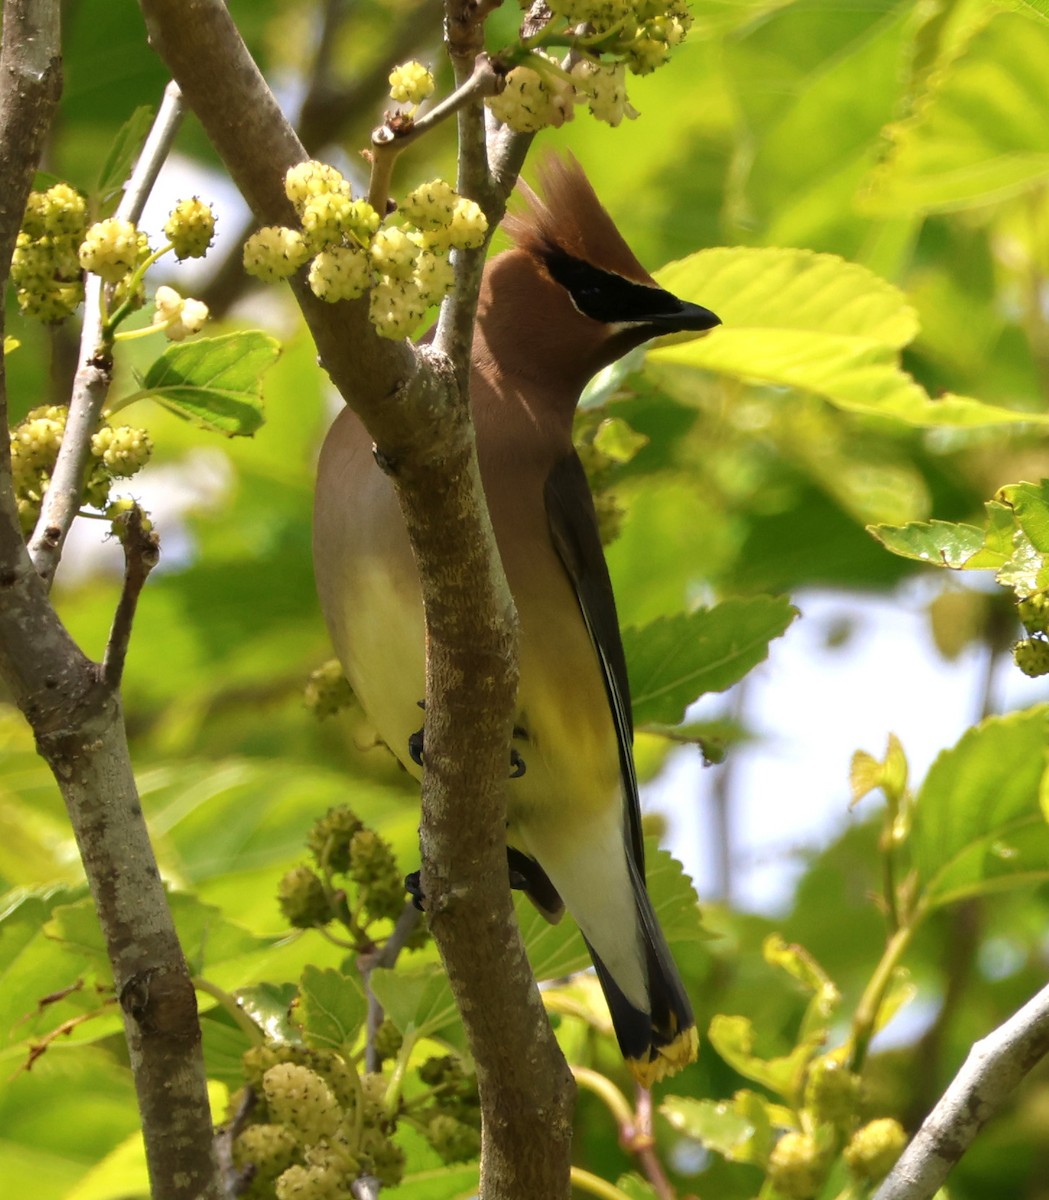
[625, 597, 798, 727]
[658, 247, 919, 347]
[708, 1013, 811, 1100]
[369, 962, 459, 1043]
[863, 11, 1049, 213]
[647, 844, 709, 946]
[661, 1090, 780, 1165]
[764, 935, 840, 1048]
[651, 248, 1049, 427]
[4, 337, 20, 355]
[135, 332, 279, 435]
[999, 481, 1049, 554]
[912, 706, 1049, 909]
[296, 965, 367, 1051]
[850, 733, 908, 807]
[96, 105, 155, 211]
[868, 519, 1010, 571]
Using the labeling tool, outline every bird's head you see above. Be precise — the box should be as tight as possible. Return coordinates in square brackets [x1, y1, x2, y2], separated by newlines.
[475, 155, 719, 398]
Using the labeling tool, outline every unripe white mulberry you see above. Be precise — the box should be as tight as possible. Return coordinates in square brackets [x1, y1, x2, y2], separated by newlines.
[78, 218, 144, 283]
[844, 1118, 908, 1183]
[388, 60, 435, 106]
[164, 197, 216, 259]
[308, 247, 373, 302]
[284, 161, 351, 216]
[243, 226, 311, 281]
[369, 227, 418, 279]
[91, 424, 153, 478]
[263, 1062, 342, 1145]
[487, 56, 575, 133]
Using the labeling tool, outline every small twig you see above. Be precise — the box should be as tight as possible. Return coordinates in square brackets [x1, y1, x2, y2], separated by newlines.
[367, 54, 501, 213]
[361, 900, 422, 1072]
[874, 980, 1049, 1200]
[193, 977, 265, 1046]
[848, 924, 915, 1074]
[101, 505, 160, 688]
[120, 80, 185, 224]
[27, 82, 185, 587]
[633, 1086, 677, 1200]
[214, 1085, 257, 1197]
[573, 1069, 677, 1199]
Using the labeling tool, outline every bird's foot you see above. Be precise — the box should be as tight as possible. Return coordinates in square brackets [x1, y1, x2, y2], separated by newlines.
[404, 870, 425, 911]
[407, 705, 528, 778]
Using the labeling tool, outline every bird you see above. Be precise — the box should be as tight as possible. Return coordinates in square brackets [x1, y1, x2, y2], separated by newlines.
[313, 155, 720, 1085]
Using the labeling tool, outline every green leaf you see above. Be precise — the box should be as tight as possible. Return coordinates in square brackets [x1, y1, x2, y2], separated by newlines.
[647, 844, 709, 946]
[863, 10, 1049, 213]
[95, 105, 154, 211]
[657, 246, 918, 347]
[392, 1163, 479, 1199]
[650, 247, 1049, 427]
[369, 963, 460, 1043]
[592, 416, 649, 463]
[1000, 481, 1049, 554]
[868, 519, 998, 570]
[235, 982, 299, 1043]
[871, 489, 1049, 595]
[625, 597, 798, 727]
[912, 706, 1049, 909]
[296, 965, 367, 1051]
[763, 935, 840, 1046]
[134, 332, 280, 436]
[614, 1173, 659, 1200]
[660, 1089, 785, 1165]
[707, 1013, 811, 1101]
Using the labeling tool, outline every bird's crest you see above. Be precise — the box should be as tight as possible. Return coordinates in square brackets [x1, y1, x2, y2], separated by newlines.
[504, 155, 656, 288]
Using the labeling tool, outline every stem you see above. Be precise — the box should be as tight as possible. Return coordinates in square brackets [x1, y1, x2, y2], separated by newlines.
[104, 243, 173, 334]
[880, 817, 900, 934]
[194, 977, 265, 1045]
[101, 505, 160, 688]
[573, 1066, 635, 1129]
[633, 1086, 677, 1200]
[570, 1167, 638, 1200]
[361, 900, 421, 1072]
[849, 923, 917, 1074]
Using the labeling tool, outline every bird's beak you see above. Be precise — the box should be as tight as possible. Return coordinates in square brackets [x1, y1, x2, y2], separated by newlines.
[643, 293, 721, 333]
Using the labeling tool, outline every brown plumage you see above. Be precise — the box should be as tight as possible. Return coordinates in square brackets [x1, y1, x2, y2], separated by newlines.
[313, 156, 719, 1084]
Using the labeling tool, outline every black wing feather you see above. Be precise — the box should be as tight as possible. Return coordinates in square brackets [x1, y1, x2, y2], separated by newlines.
[543, 451, 644, 872]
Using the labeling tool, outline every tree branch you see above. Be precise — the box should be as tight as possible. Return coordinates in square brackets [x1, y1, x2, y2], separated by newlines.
[0, 15, 219, 1196]
[102, 504, 161, 688]
[137, 1, 575, 1195]
[874, 980, 1049, 1200]
[27, 81, 185, 587]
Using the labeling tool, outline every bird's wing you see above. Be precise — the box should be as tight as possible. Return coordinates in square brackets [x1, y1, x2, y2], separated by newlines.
[543, 451, 644, 871]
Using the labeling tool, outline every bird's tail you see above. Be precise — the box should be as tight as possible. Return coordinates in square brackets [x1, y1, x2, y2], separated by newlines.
[586, 865, 697, 1087]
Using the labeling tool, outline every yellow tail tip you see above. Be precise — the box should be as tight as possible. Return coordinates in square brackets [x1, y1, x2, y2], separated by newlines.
[627, 1026, 698, 1088]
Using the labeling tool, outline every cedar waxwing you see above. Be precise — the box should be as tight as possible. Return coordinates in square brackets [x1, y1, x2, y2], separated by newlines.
[313, 157, 720, 1085]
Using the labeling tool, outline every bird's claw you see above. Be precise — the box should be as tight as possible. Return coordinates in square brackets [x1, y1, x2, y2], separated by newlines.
[407, 706, 527, 778]
[404, 870, 425, 911]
